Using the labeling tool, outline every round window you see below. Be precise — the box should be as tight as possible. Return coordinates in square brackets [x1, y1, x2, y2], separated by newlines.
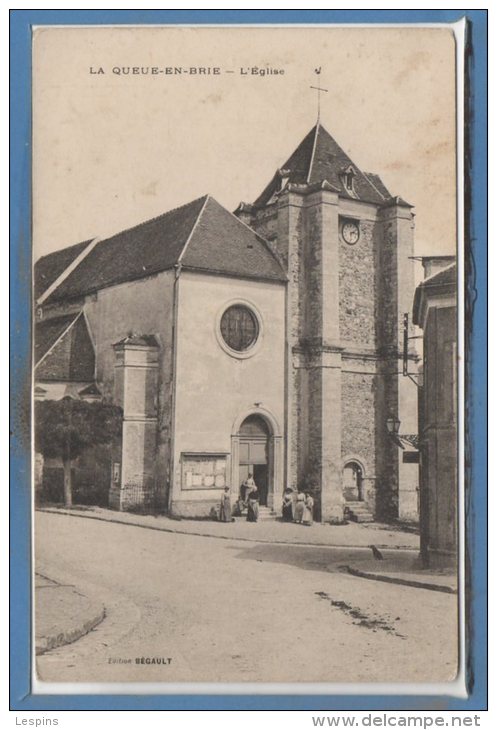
[220, 305, 259, 352]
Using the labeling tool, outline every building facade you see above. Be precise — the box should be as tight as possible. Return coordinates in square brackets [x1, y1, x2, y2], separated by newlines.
[413, 260, 457, 566]
[34, 123, 419, 522]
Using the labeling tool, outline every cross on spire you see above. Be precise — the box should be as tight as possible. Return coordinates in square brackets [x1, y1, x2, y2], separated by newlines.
[310, 67, 328, 123]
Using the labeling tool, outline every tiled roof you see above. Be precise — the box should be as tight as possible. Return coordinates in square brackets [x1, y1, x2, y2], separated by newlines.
[34, 239, 93, 300]
[363, 172, 392, 200]
[35, 312, 95, 382]
[45, 195, 286, 304]
[412, 263, 456, 326]
[421, 263, 457, 288]
[253, 123, 392, 207]
[34, 313, 79, 364]
[45, 196, 208, 303]
[181, 197, 286, 282]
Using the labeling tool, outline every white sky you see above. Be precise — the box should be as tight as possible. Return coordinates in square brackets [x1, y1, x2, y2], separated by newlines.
[32, 26, 457, 260]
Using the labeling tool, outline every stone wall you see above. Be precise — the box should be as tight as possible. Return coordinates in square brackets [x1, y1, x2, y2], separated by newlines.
[250, 205, 278, 249]
[339, 220, 376, 346]
[376, 203, 418, 520]
[84, 270, 176, 510]
[341, 366, 376, 504]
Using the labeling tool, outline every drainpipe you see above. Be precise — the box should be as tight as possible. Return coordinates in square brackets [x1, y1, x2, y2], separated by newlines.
[168, 263, 182, 514]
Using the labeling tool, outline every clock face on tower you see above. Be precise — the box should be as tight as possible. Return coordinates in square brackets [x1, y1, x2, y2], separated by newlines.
[341, 220, 360, 245]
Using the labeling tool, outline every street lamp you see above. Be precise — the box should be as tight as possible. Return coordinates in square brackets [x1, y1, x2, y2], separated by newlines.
[386, 416, 401, 435]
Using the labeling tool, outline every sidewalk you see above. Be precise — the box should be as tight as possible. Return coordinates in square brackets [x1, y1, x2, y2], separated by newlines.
[36, 505, 457, 594]
[35, 573, 105, 655]
[37, 503, 420, 549]
[339, 551, 457, 594]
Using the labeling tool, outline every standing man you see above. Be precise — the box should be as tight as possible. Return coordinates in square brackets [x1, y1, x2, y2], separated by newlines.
[241, 472, 256, 506]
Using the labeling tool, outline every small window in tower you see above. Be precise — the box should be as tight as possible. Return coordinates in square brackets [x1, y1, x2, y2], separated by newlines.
[341, 165, 356, 194]
[220, 304, 259, 352]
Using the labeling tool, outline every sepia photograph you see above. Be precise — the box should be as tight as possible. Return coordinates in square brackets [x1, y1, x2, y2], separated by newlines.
[30, 23, 461, 690]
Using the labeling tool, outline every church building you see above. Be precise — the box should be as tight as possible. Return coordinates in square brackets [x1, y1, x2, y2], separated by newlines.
[34, 122, 419, 522]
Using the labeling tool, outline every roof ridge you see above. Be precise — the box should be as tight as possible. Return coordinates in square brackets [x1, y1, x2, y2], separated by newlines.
[421, 262, 456, 286]
[36, 195, 208, 267]
[44, 194, 209, 303]
[308, 124, 389, 202]
[100, 194, 209, 245]
[177, 194, 210, 266]
[362, 171, 388, 201]
[37, 237, 101, 305]
[35, 238, 93, 266]
[306, 123, 320, 184]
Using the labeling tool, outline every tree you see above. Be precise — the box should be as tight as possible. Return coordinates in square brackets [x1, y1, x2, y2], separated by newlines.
[35, 397, 122, 508]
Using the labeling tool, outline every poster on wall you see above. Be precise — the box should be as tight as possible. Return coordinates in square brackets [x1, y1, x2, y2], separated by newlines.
[182, 454, 228, 490]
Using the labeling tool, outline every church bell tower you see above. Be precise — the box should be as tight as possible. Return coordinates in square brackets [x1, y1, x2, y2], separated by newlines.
[235, 122, 418, 522]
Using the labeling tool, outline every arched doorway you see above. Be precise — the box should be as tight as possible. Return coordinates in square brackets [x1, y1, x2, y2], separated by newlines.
[343, 461, 364, 502]
[238, 415, 271, 506]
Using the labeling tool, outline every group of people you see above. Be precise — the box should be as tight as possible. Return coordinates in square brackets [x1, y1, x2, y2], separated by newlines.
[218, 477, 315, 526]
[282, 488, 314, 526]
[218, 473, 260, 523]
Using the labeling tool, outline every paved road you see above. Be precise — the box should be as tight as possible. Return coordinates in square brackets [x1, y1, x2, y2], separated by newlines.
[35, 511, 458, 685]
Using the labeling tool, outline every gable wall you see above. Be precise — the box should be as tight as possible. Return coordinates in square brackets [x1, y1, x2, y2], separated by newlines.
[171, 270, 286, 515]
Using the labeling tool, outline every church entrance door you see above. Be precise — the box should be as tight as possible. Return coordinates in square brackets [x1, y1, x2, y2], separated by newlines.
[238, 415, 270, 507]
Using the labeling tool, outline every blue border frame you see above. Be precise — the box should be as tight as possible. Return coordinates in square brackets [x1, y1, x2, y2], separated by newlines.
[10, 9, 487, 711]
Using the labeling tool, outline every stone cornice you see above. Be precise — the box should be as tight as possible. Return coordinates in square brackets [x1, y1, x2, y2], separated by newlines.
[293, 341, 418, 363]
[293, 339, 344, 355]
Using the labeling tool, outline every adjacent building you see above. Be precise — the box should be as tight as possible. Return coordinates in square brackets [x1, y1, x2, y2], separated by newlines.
[413, 259, 457, 566]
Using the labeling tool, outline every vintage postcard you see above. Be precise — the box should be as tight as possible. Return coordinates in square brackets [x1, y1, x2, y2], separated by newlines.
[29, 22, 465, 692]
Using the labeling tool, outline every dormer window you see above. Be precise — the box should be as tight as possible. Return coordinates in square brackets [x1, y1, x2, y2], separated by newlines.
[340, 165, 357, 195]
[278, 168, 291, 192]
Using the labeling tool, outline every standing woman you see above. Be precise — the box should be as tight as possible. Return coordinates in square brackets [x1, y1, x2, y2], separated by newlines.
[281, 489, 294, 522]
[246, 485, 260, 522]
[294, 490, 305, 524]
[219, 486, 232, 522]
[303, 492, 314, 526]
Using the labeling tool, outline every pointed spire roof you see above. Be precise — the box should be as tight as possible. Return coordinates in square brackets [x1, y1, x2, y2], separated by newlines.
[253, 123, 393, 207]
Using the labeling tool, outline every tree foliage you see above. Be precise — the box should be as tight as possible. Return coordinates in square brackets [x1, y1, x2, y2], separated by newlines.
[35, 397, 123, 463]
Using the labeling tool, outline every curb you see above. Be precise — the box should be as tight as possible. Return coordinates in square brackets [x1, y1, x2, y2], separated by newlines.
[36, 507, 419, 552]
[35, 590, 105, 655]
[342, 566, 457, 594]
